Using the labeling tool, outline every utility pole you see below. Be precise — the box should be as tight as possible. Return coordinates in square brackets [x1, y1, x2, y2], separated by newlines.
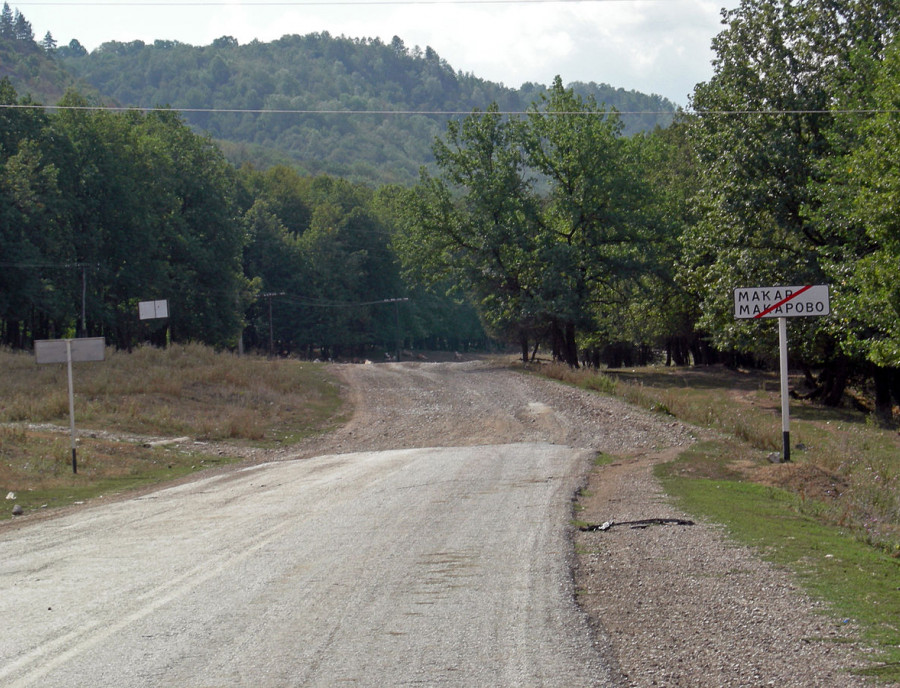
[261, 292, 285, 358]
[81, 265, 87, 337]
[381, 298, 409, 361]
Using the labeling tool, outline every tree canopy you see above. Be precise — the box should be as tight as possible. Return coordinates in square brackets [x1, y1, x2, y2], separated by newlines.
[394, 78, 656, 366]
[0, 0, 898, 421]
[1, 23, 677, 186]
[0, 78, 483, 356]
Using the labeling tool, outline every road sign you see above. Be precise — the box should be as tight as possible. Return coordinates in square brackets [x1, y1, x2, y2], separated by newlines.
[734, 284, 831, 463]
[35, 337, 106, 364]
[139, 299, 169, 320]
[34, 337, 106, 473]
[734, 285, 830, 319]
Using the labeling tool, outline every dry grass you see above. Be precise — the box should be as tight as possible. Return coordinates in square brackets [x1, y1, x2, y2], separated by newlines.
[0, 344, 346, 518]
[0, 343, 344, 443]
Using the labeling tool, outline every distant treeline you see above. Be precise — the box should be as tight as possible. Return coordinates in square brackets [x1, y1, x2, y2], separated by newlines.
[0, 5, 675, 186]
[0, 78, 485, 358]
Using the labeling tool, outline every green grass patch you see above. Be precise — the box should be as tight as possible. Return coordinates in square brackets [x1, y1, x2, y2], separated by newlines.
[658, 444, 900, 680]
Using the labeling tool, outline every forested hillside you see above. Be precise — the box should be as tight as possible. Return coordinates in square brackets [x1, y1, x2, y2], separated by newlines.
[59, 34, 673, 184]
[0, 8, 675, 185]
[0, 3, 86, 102]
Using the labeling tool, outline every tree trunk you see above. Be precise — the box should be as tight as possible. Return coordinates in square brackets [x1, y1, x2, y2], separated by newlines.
[820, 356, 850, 407]
[872, 366, 896, 428]
[562, 322, 579, 368]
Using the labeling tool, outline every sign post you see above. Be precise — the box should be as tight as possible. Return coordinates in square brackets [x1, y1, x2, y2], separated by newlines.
[734, 285, 830, 462]
[34, 337, 106, 474]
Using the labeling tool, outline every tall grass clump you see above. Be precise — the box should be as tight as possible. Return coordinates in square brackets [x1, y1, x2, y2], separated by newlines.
[0, 344, 344, 443]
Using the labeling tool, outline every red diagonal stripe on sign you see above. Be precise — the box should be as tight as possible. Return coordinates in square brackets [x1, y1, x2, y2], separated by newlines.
[754, 284, 814, 319]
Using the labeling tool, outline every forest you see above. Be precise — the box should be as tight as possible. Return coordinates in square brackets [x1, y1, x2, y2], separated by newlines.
[1, 0, 900, 423]
[0, 8, 675, 186]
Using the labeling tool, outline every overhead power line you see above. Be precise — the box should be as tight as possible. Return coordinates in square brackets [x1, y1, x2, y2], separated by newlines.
[1, 103, 897, 116]
[0, 103, 666, 116]
[17, 0, 668, 6]
[272, 293, 410, 308]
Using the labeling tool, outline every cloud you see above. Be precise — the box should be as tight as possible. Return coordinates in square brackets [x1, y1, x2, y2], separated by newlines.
[23, 0, 737, 105]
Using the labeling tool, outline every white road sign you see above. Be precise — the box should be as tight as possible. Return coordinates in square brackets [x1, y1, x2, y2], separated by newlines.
[34, 337, 106, 364]
[33, 337, 107, 474]
[139, 299, 169, 320]
[734, 285, 830, 319]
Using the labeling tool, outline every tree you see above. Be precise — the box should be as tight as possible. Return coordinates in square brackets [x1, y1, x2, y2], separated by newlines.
[41, 31, 56, 53]
[394, 105, 544, 362]
[43, 94, 246, 349]
[818, 34, 900, 421]
[12, 7, 31, 42]
[627, 120, 708, 366]
[139, 110, 246, 347]
[0, 3, 13, 40]
[686, 0, 900, 413]
[686, 0, 843, 375]
[57, 38, 87, 58]
[0, 79, 68, 346]
[396, 80, 652, 366]
[523, 77, 649, 365]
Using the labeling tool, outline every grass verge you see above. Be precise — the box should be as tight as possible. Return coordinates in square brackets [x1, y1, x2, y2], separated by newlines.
[659, 442, 899, 680]
[1, 344, 346, 521]
[528, 361, 900, 681]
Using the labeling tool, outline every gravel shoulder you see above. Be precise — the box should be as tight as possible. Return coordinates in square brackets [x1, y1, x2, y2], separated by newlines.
[316, 359, 873, 686]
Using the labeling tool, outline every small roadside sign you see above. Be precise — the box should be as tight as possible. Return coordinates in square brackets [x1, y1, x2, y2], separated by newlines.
[734, 284, 831, 464]
[34, 337, 106, 473]
[734, 285, 830, 319]
[35, 337, 106, 364]
[139, 299, 169, 320]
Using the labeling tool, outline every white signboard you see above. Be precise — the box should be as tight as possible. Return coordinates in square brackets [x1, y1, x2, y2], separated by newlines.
[734, 285, 830, 319]
[33, 337, 107, 474]
[139, 299, 169, 320]
[34, 337, 106, 364]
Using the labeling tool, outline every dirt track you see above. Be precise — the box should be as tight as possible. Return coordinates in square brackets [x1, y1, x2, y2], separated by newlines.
[1, 359, 874, 686]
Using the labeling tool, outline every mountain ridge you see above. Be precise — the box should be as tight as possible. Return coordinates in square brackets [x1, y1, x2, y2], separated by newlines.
[1, 18, 676, 185]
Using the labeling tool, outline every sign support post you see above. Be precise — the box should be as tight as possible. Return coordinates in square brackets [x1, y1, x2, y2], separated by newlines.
[65, 340, 78, 473]
[778, 317, 790, 463]
[35, 337, 106, 474]
[734, 285, 830, 463]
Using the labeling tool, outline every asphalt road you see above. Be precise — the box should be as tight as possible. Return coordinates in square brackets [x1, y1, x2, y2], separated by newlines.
[0, 442, 616, 686]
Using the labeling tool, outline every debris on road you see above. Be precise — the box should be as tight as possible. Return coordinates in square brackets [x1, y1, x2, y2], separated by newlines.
[579, 518, 695, 532]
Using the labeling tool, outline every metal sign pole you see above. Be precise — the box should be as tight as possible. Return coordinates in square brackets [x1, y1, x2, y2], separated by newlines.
[65, 339, 78, 474]
[778, 317, 790, 463]
[35, 337, 106, 474]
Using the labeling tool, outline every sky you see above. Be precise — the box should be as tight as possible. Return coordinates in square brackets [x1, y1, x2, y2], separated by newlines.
[14, 0, 741, 106]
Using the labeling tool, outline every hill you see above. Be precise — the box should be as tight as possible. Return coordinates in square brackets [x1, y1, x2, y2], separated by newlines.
[1, 12, 676, 185]
[0, 5, 88, 102]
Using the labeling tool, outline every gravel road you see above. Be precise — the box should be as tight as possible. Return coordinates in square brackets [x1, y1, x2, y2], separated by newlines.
[0, 359, 876, 686]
